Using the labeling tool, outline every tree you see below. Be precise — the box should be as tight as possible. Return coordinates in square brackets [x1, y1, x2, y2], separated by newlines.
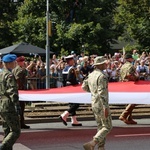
[114, 0, 150, 50]
[53, 0, 119, 55]
[0, 0, 21, 48]
[10, 0, 119, 55]
[10, 0, 120, 55]
[10, 0, 46, 48]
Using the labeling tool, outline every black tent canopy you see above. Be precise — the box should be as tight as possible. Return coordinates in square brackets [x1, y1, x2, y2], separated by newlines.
[0, 42, 53, 56]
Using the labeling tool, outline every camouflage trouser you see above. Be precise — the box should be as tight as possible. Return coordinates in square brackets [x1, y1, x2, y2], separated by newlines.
[0, 112, 21, 150]
[92, 107, 112, 147]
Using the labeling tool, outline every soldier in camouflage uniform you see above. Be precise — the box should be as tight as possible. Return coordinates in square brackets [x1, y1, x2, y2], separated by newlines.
[0, 54, 21, 150]
[119, 53, 139, 124]
[12, 56, 30, 129]
[82, 56, 112, 150]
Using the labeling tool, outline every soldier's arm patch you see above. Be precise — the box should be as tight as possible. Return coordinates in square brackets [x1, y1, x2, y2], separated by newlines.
[5, 73, 15, 84]
[8, 74, 13, 78]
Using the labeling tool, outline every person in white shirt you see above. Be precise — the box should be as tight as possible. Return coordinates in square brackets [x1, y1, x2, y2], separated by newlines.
[136, 60, 149, 80]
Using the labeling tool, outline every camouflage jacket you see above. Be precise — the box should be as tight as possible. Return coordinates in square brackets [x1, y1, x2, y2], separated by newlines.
[120, 61, 138, 81]
[0, 68, 19, 112]
[12, 65, 27, 90]
[82, 68, 109, 109]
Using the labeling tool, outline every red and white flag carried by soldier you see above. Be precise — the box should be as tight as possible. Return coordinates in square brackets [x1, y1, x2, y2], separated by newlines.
[19, 81, 150, 104]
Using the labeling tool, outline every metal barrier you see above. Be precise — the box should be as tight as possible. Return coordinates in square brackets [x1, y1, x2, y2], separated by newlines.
[27, 77, 63, 89]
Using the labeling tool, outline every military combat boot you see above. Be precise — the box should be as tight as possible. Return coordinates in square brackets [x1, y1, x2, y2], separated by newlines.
[83, 140, 97, 150]
[98, 146, 105, 150]
[119, 104, 137, 124]
[119, 110, 130, 124]
[127, 114, 137, 124]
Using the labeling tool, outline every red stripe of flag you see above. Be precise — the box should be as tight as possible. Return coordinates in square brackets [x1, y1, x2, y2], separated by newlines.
[19, 81, 150, 94]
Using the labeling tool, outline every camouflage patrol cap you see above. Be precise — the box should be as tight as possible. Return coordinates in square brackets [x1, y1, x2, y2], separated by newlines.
[125, 53, 133, 59]
[93, 56, 107, 66]
[2, 54, 17, 63]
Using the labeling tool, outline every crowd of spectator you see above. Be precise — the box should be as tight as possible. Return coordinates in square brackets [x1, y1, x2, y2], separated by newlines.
[47, 50, 150, 88]
[1, 49, 150, 90]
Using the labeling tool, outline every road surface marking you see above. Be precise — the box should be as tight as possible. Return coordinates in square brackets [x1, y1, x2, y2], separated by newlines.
[14, 143, 31, 150]
[115, 133, 150, 137]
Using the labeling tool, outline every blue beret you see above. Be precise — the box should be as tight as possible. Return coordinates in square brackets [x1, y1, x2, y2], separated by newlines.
[2, 54, 17, 63]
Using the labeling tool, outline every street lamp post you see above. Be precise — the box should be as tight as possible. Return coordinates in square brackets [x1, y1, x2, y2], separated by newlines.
[46, 0, 50, 89]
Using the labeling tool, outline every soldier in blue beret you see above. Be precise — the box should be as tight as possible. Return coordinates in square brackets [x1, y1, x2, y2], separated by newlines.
[0, 53, 21, 150]
[2, 54, 17, 63]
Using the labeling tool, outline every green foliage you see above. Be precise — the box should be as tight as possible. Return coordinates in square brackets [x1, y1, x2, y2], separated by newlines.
[59, 48, 68, 57]
[0, 0, 20, 48]
[123, 44, 140, 53]
[10, 0, 118, 55]
[114, 0, 150, 49]
[53, 0, 118, 55]
[10, 0, 46, 48]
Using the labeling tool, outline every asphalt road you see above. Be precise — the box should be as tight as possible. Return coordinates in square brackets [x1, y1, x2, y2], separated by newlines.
[1, 119, 150, 150]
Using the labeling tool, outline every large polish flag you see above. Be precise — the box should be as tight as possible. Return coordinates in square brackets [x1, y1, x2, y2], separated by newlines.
[19, 81, 150, 104]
